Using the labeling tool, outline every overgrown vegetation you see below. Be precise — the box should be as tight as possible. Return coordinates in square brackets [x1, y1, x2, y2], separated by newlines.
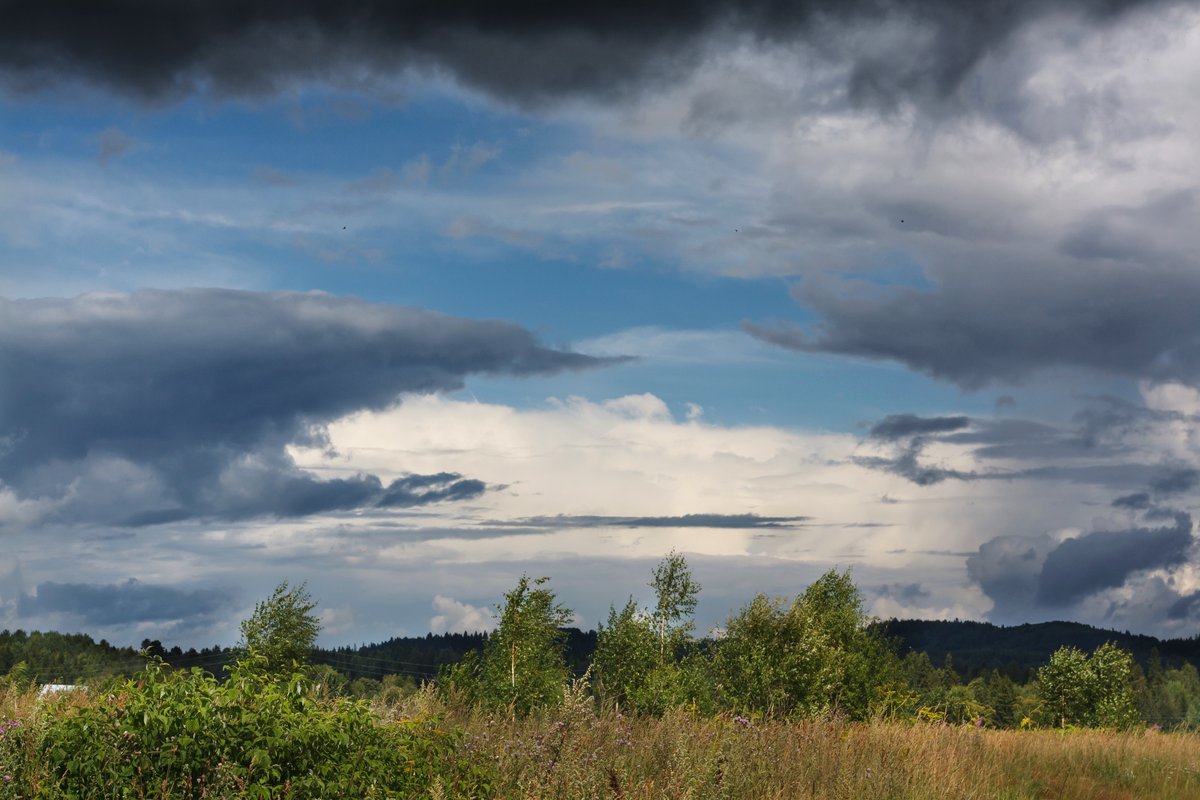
[3, 566, 1200, 798]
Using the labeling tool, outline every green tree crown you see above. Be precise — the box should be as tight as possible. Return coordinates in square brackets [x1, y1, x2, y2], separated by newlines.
[237, 580, 321, 674]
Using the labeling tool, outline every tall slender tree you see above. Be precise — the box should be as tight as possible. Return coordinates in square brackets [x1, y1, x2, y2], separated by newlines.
[650, 550, 700, 660]
[474, 575, 572, 714]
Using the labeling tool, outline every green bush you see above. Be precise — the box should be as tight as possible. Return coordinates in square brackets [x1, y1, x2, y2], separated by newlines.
[26, 657, 491, 799]
[449, 576, 573, 715]
[1037, 642, 1139, 729]
[713, 569, 899, 719]
[1, 713, 34, 800]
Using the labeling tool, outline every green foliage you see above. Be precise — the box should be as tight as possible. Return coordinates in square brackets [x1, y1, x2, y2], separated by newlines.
[713, 569, 898, 719]
[594, 553, 708, 715]
[1136, 650, 1200, 728]
[650, 550, 700, 657]
[453, 575, 573, 715]
[0, 630, 143, 685]
[1037, 642, 1139, 729]
[974, 670, 1020, 727]
[593, 598, 658, 711]
[899, 651, 1016, 725]
[1, 662, 30, 692]
[11, 657, 490, 799]
[238, 580, 321, 674]
[304, 663, 348, 697]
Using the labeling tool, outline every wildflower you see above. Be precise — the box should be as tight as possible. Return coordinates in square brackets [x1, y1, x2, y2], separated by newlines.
[733, 715, 751, 728]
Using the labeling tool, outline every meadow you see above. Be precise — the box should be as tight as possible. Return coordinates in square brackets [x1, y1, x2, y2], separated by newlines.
[4, 568, 1198, 798]
[3, 677, 1199, 800]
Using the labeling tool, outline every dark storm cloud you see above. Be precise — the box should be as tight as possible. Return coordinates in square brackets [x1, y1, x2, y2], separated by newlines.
[946, 419, 1078, 460]
[1068, 394, 1178, 448]
[875, 582, 930, 603]
[855, 403, 1200, 492]
[378, 473, 487, 508]
[18, 579, 230, 626]
[1036, 513, 1194, 606]
[1058, 189, 1196, 266]
[746, 262, 1200, 388]
[1168, 591, 1200, 620]
[867, 414, 970, 440]
[489, 513, 810, 529]
[1107, 468, 1196, 512]
[1112, 492, 1152, 510]
[1149, 468, 1199, 496]
[0, 289, 611, 524]
[0, 0, 1164, 109]
[968, 513, 1195, 618]
[853, 443, 976, 486]
[966, 532, 1055, 618]
[857, 413, 978, 485]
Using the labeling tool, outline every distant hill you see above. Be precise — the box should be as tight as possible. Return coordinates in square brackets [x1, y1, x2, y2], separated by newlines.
[319, 628, 597, 682]
[0, 627, 595, 685]
[0, 629, 145, 684]
[877, 619, 1200, 680]
[7, 620, 1199, 687]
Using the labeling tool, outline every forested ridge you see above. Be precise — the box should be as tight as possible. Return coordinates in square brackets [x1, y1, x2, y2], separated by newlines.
[4, 620, 1196, 687]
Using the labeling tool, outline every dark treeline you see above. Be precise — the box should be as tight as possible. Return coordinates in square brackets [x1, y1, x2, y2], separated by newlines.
[5, 620, 1198, 689]
[880, 619, 1200, 681]
[0, 627, 593, 687]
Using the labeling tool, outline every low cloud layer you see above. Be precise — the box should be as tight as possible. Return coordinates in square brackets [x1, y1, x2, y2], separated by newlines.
[491, 513, 810, 530]
[868, 414, 970, 441]
[854, 402, 1200, 491]
[17, 578, 231, 628]
[0, 289, 608, 527]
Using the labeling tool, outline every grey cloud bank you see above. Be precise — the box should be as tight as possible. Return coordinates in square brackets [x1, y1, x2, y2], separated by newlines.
[489, 513, 811, 529]
[967, 513, 1196, 623]
[0, 0, 1166, 111]
[0, 289, 609, 526]
[868, 414, 970, 440]
[1035, 513, 1194, 607]
[17, 578, 231, 628]
[747, 260, 1200, 389]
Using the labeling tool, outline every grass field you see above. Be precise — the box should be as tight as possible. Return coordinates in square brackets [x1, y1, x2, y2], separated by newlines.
[431, 700, 1200, 799]
[4, 682, 1200, 799]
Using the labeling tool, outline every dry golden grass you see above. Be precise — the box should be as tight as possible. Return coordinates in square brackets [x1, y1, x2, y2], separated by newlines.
[433, 700, 1200, 800]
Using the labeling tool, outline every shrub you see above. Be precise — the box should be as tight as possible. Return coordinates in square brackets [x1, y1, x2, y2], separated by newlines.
[236, 580, 321, 675]
[28, 657, 491, 799]
[1037, 642, 1139, 729]
[713, 569, 899, 719]
[449, 576, 572, 715]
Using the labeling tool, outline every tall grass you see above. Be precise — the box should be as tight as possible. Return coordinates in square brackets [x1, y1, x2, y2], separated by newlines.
[456, 713, 1200, 799]
[404, 686, 1200, 800]
[4, 679, 1200, 799]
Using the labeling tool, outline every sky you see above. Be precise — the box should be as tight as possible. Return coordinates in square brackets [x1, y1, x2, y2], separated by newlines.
[3, 0, 1200, 649]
